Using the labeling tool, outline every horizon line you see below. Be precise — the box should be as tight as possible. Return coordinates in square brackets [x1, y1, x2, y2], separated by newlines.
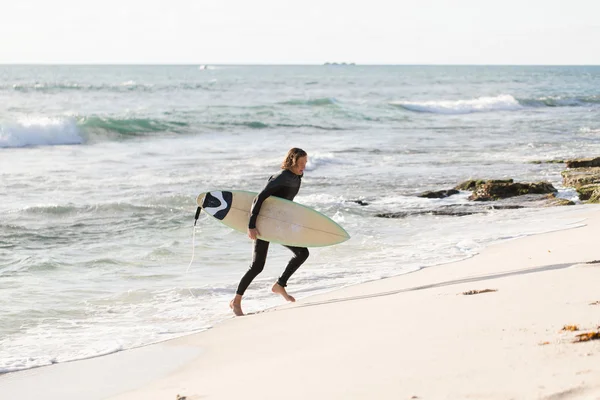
[1, 62, 599, 67]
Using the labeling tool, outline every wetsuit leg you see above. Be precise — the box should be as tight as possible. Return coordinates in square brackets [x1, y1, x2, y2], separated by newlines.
[236, 239, 270, 296]
[277, 246, 309, 287]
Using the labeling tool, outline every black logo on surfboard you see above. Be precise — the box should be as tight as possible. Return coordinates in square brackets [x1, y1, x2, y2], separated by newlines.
[202, 191, 233, 220]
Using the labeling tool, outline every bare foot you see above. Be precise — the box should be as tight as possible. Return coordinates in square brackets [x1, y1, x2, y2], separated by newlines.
[229, 299, 244, 316]
[272, 283, 296, 302]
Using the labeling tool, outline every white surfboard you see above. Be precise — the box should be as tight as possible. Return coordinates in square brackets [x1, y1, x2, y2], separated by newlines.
[196, 190, 350, 247]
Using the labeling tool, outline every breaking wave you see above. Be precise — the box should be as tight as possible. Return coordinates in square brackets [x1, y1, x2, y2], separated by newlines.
[391, 94, 600, 114]
[389, 95, 522, 114]
[0, 116, 189, 148]
[0, 117, 84, 148]
[518, 95, 600, 107]
[79, 116, 189, 135]
[0, 114, 344, 148]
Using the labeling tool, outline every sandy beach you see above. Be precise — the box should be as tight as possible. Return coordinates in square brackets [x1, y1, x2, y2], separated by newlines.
[2, 206, 600, 400]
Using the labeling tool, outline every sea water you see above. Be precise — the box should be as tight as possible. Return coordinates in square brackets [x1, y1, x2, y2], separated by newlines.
[1, 65, 599, 373]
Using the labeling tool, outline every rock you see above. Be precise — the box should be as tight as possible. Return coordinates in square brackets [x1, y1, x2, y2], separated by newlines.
[561, 159, 600, 201]
[374, 191, 572, 219]
[376, 209, 477, 218]
[529, 159, 566, 164]
[375, 203, 525, 219]
[566, 157, 600, 169]
[468, 181, 556, 201]
[575, 184, 600, 201]
[561, 167, 600, 188]
[418, 189, 459, 199]
[588, 187, 600, 204]
[488, 204, 526, 210]
[455, 179, 513, 191]
[351, 200, 369, 206]
[553, 198, 576, 206]
[545, 193, 576, 206]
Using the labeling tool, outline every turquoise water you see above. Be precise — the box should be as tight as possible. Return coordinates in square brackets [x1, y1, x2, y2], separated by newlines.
[1, 65, 599, 372]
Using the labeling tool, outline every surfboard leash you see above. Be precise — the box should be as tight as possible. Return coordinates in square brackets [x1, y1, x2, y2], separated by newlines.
[186, 223, 197, 274]
[187, 207, 207, 273]
[186, 206, 207, 298]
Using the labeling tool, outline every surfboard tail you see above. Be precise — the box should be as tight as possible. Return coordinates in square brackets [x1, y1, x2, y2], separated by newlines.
[194, 193, 206, 226]
[196, 192, 207, 207]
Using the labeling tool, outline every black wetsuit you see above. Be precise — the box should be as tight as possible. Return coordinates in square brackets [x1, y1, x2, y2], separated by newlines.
[236, 169, 310, 296]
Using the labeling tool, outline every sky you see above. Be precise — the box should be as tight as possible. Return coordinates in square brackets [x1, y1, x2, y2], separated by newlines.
[1, 0, 599, 64]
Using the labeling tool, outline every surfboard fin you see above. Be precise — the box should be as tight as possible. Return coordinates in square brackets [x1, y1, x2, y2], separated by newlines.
[194, 206, 202, 226]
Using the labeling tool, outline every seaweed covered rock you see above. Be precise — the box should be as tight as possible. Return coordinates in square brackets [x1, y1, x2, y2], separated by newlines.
[461, 180, 556, 201]
[455, 179, 513, 191]
[575, 184, 600, 201]
[588, 187, 600, 204]
[544, 193, 575, 206]
[561, 156, 600, 203]
[529, 159, 566, 165]
[565, 157, 600, 169]
[561, 167, 600, 188]
[418, 189, 459, 199]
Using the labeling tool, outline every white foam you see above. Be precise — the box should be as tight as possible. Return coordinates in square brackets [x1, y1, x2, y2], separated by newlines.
[579, 127, 600, 134]
[390, 94, 522, 114]
[305, 152, 345, 171]
[294, 193, 346, 207]
[0, 117, 84, 148]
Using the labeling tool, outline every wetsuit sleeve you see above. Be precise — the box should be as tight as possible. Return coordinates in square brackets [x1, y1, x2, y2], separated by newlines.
[248, 174, 286, 229]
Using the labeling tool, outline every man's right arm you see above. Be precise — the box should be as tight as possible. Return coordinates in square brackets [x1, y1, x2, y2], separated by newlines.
[248, 174, 285, 229]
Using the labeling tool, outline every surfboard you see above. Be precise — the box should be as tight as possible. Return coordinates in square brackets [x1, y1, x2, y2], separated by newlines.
[196, 190, 350, 247]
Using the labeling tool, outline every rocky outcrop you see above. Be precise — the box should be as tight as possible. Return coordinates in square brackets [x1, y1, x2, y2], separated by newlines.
[573, 184, 600, 204]
[590, 188, 600, 203]
[376, 204, 523, 218]
[545, 193, 576, 206]
[561, 167, 600, 188]
[575, 184, 599, 201]
[561, 158, 600, 204]
[376, 209, 477, 218]
[454, 180, 556, 202]
[529, 159, 566, 165]
[375, 192, 573, 219]
[565, 157, 600, 169]
[455, 179, 513, 191]
[370, 155, 600, 221]
[418, 189, 459, 199]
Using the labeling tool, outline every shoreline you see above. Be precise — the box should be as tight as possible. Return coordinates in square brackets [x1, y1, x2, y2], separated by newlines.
[2, 206, 588, 376]
[2, 205, 600, 399]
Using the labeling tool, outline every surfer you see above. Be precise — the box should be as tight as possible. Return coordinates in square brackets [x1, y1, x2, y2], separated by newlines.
[230, 148, 309, 316]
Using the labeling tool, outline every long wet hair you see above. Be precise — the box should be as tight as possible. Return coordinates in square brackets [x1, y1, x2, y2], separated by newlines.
[281, 147, 307, 170]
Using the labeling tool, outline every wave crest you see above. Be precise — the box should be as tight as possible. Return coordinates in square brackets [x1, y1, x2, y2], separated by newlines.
[0, 117, 83, 148]
[390, 94, 522, 114]
[391, 94, 600, 114]
[519, 95, 600, 107]
[279, 97, 338, 107]
[0, 116, 192, 148]
[79, 116, 188, 136]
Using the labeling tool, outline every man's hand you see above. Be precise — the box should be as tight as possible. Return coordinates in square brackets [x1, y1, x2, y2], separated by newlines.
[248, 228, 260, 240]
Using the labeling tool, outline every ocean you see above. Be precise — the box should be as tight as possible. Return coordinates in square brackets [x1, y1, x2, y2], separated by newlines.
[1, 65, 599, 373]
